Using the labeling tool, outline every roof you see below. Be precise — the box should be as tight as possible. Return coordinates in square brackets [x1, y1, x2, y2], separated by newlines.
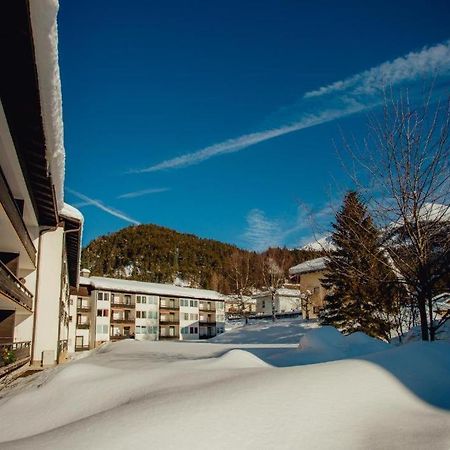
[289, 257, 328, 275]
[79, 276, 225, 301]
[253, 288, 301, 298]
[60, 204, 83, 288]
[29, 0, 65, 213]
[1, 1, 60, 226]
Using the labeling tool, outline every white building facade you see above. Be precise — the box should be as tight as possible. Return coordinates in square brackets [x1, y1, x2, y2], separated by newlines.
[70, 273, 226, 349]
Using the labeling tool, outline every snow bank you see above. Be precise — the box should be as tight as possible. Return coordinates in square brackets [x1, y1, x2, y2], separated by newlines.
[209, 318, 319, 344]
[0, 338, 450, 449]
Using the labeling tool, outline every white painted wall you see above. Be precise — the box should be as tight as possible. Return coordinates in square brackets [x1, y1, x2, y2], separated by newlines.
[32, 226, 64, 365]
[179, 298, 199, 341]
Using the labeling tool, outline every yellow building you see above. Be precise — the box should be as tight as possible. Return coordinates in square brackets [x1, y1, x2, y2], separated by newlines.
[289, 257, 328, 319]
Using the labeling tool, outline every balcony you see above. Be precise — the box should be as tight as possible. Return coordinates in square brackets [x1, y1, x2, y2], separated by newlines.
[199, 319, 216, 325]
[0, 341, 31, 374]
[76, 322, 90, 329]
[110, 334, 133, 341]
[159, 318, 180, 325]
[111, 318, 135, 324]
[77, 306, 90, 313]
[159, 335, 179, 340]
[0, 260, 33, 311]
[75, 345, 90, 352]
[111, 302, 135, 309]
[199, 304, 216, 312]
[159, 298, 179, 310]
[0, 167, 36, 265]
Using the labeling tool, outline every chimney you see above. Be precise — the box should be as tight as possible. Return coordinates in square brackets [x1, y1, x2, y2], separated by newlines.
[80, 268, 91, 278]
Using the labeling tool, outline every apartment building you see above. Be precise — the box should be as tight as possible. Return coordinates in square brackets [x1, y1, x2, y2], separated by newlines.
[70, 271, 226, 350]
[289, 257, 328, 319]
[0, 1, 83, 371]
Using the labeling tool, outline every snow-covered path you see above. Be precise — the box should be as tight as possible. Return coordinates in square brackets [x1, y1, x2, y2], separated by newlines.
[0, 320, 449, 449]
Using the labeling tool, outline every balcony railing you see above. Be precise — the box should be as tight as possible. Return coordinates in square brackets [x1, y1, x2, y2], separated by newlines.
[0, 341, 31, 368]
[110, 334, 133, 340]
[0, 260, 33, 311]
[111, 318, 135, 324]
[111, 302, 135, 309]
[199, 304, 216, 312]
[0, 167, 36, 264]
[77, 306, 90, 313]
[75, 345, 90, 352]
[77, 323, 90, 329]
[199, 319, 216, 325]
[159, 334, 179, 340]
[159, 318, 180, 325]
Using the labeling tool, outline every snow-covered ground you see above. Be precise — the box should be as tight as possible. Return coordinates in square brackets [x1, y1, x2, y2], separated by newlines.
[0, 319, 449, 449]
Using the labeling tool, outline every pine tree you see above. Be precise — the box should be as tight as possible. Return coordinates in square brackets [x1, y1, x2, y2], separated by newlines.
[321, 191, 395, 339]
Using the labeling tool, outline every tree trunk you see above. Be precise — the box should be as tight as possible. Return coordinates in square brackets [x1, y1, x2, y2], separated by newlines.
[417, 292, 429, 341]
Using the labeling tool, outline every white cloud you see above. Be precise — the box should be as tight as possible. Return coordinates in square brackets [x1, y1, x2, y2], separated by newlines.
[67, 189, 140, 225]
[133, 40, 450, 174]
[117, 188, 170, 199]
[304, 40, 450, 98]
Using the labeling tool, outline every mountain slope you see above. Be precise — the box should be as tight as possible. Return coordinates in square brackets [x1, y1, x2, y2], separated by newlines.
[81, 224, 321, 294]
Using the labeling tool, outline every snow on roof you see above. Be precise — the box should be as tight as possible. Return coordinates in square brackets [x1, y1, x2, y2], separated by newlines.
[253, 288, 301, 298]
[80, 276, 225, 301]
[60, 203, 84, 223]
[289, 257, 328, 275]
[301, 235, 336, 252]
[29, 0, 65, 212]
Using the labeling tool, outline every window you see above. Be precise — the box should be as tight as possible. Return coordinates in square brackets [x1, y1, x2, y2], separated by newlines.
[190, 300, 198, 307]
[136, 296, 141, 304]
[262, 300, 265, 308]
[136, 311, 141, 319]
[97, 292, 110, 301]
[189, 327, 194, 334]
[141, 311, 147, 319]
[97, 309, 108, 317]
[184, 313, 189, 320]
[194, 327, 198, 334]
[69, 315, 72, 322]
[124, 295, 131, 305]
[137, 295, 147, 304]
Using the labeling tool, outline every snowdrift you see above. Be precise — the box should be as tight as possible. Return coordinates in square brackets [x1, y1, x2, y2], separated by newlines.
[0, 322, 449, 449]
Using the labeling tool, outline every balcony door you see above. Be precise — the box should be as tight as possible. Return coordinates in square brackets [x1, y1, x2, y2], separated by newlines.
[169, 326, 175, 337]
[75, 336, 83, 349]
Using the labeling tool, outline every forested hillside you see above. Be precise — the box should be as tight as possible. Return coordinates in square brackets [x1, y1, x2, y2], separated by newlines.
[81, 224, 321, 294]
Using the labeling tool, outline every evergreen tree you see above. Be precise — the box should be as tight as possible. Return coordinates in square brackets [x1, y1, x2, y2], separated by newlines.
[321, 191, 395, 339]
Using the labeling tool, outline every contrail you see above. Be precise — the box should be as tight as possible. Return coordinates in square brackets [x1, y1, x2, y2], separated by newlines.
[117, 188, 170, 199]
[67, 189, 140, 225]
[133, 39, 450, 173]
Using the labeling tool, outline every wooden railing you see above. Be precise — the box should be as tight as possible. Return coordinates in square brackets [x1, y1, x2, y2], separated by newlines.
[111, 318, 134, 324]
[111, 302, 135, 309]
[76, 323, 90, 329]
[0, 260, 33, 311]
[0, 341, 31, 368]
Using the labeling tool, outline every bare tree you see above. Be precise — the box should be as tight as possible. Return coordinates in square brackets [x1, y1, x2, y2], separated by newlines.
[226, 251, 253, 324]
[347, 88, 450, 341]
[261, 255, 286, 322]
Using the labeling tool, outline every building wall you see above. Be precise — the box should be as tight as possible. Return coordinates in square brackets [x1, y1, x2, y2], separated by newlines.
[179, 298, 199, 340]
[135, 294, 158, 341]
[32, 226, 65, 366]
[298, 271, 328, 318]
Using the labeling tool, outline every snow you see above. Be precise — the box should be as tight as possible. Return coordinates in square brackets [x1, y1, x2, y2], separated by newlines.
[252, 287, 301, 298]
[80, 276, 225, 301]
[0, 319, 449, 449]
[29, 0, 65, 212]
[301, 234, 336, 251]
[289, 256, 327, 275]
[59, 203, 84, 223]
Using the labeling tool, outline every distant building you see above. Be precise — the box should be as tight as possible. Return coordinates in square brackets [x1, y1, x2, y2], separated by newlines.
[225, 296, 256, 317]
[0, 1, 82, 371]
[289, 257, 328, 319]
[70, 272, 226, 350]
[253, 288, 301, 316]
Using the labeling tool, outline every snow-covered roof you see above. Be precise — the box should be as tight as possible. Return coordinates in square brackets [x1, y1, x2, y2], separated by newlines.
[80, 276, 225, 301]
[29, 0, 65, 213]
[289, 257, 328, 276]
[253, 288, 301, 298]
[60, 203, 84, 223]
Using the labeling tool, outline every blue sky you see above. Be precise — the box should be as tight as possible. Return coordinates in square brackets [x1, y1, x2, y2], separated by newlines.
[60, 0, 450, 250]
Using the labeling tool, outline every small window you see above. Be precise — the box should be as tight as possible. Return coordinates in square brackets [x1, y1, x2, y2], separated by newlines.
[184, 313, 189, 320]
[141, 311, 146, 319]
